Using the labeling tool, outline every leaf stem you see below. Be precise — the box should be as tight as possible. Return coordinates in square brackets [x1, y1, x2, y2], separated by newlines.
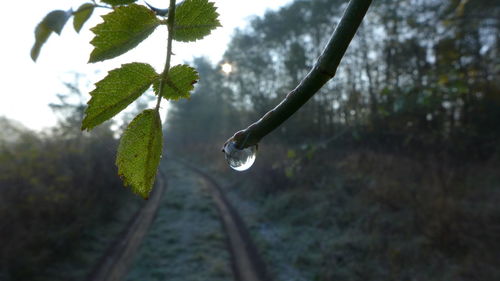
[155, 0, 177, 111]
[223, 0, 372, 150]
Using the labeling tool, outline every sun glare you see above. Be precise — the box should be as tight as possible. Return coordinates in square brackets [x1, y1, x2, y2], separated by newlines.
[221, 62, 233, 74]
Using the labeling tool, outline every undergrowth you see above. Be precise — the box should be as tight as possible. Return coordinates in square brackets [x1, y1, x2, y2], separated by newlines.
[0, 125, 141, 281]
[220, 145, 500, 281]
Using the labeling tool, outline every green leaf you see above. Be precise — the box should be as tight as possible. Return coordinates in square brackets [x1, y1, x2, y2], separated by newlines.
[116, 109, 163, 199]
[31, 9, 72, 61]
[44, 10, 72, 34]
[154, 64, 199, 101]
[100, 0, 137, 5]
[31, 23, 51, 62]
[82, 63, 158, 130]
[173, 0, 221, 42]
[73, 3, 95, 33]
[89, 4, 160, 63]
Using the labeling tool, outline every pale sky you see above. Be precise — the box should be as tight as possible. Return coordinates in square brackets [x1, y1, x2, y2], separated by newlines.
[0, 0, 292, 131]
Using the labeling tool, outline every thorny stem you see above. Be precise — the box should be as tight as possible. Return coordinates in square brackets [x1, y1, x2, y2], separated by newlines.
[223, 0, 372, 150]
[155, 0, 177, 111]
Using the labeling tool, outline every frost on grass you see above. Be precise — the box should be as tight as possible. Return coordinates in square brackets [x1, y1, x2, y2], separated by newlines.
[126, 164, 231, 281]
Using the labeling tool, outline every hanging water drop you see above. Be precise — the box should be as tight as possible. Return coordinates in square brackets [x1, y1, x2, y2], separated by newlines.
[223, 141, 257, 171]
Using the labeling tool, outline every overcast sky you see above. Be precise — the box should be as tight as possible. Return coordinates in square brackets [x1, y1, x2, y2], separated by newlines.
[0, 0, 292, 130]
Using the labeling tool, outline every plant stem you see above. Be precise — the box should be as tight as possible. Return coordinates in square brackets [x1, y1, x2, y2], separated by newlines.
[223, 0, 372, 150]
[155, 0, 177, 111]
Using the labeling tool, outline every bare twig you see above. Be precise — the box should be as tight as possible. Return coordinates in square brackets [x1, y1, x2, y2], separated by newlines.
[223, 0, 372, 150]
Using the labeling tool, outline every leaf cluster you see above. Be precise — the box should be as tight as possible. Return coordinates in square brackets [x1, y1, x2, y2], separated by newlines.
[32, 0, 220, 198]
[31, 3, 95, 61]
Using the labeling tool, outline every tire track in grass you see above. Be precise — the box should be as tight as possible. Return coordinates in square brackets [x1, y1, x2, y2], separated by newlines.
[180, 161, 270, 281]
[90, 160, 269, 281]
[87, 171, 166, 281]
[125, 163, 232, 281]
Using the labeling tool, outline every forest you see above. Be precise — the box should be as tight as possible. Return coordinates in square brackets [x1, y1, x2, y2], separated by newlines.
[1, 0, 499, 280]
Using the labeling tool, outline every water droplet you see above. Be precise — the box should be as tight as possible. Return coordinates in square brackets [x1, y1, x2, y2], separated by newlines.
[223, 141, 257, 171]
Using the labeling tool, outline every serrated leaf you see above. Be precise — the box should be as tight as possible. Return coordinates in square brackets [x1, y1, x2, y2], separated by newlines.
[154, 64, 199, 101]
[116, 109, 163, 199]
[31, 9, 72, 61]
[173, 0, 221, 42]
[73, 3, 95, 33]
[101, 0, 137, 5]
[89, 4, 160, 63]
[82, 63, 158, 130]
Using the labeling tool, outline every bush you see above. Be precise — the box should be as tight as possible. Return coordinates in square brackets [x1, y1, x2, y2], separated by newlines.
[0, 124, 132, 280]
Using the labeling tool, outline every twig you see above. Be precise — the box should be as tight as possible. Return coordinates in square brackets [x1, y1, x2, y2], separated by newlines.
[223, 0, 372, 150]
[155, 0, 177, 111]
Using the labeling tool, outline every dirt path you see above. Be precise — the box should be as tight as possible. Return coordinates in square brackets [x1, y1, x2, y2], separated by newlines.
[87, 162, 268, 281]
[87, 172, 166, 281]
[184, 164, 270, 281]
